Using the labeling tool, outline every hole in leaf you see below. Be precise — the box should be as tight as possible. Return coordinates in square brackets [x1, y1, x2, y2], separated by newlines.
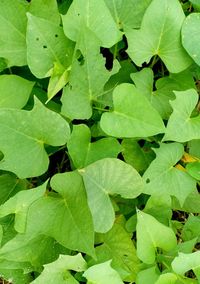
[100, 47, 113, 70]
[55, 34, 58, 38]
[36, 37, 39, 41]
[76, 49, 85, 65]
[77, 13, 80, 16]
[146, 178, 150, 184]
[43, 45, 47, 49]
[0, 151, 4, 162]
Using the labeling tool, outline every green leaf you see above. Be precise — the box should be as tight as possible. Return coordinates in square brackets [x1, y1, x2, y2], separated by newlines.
[0, 268, 32, 284]
[0, 0, 28, 66]
[68, 124, 121, 169]
[155, 273, 177, 284]
[62, 0, 122, 48]
[136, 210, 177, 264]
[126, 0, 192, 73]
[172, 251, 200, 281]
[0, 234, 63, 270]
[31, 254, 87, 284]
[143, 143, 196, 206]
[24, 172, 95, 256]
[181, 215, 200, 241]
[83, 260, 123, 284]
[186, 162, 200, 180]
[104, 0, 152, 30]
[0, 97, 70, 178]
[100, 83, 165, 138]
[164, 89, 200, 142]
[0, 174, 27, 205]
[131, 68, 195, 119]
[61, 27, 119, 120]
[172, 190, 200, 213]
[26, 13, 74, 78]
[182, 13, 200, 66]
[136, 266, 159, 284]
[28, 0, 60, 25]
[0, 182, 46, 233]
[80, 158, 143, 232]
[0, 75, 34, 109]
[92, 223, 140, 282]
[122, 139, 154, 172]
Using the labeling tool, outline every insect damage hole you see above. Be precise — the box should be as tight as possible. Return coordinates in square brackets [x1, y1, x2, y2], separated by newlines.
[55, 34, 58, 38]
[36, 37, 39, 41]
[146, 178, 150, 184]
[43, 45, 47, 49]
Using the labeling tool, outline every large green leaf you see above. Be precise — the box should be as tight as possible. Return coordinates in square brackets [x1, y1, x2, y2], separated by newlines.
[68, 124, 121, 168]
[143, 143, 196, 205]
[26, 13, 74, 78]
[61, 27, 118, 120]
[0, 0, 28, 66]
[136, 266, 159, 284]
[62, 0, 122, 47]
[104, 0, 152, 30]
[0, 182, 46, 233]
[126, 0, 192, 73]
[100, 83, 165, 138]
[0, 75, 34, 109]
[80, 158, 143, 232]
[28, 0, 60, 25]
[83, 260, 123, 284]
[164, 89, 200, 142]
[93, 223, 140, 282]
[182, 13, 200, 66]
[172, 251, 200, 281]
[31, 254, 87, 284]
[24, 172, 95, 256]
[136, 210, 177, 264]
[0, 97, 70, 178]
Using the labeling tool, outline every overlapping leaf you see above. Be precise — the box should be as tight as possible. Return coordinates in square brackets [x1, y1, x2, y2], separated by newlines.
[164, 89, 200, 142]
[80, 158, 143, 232]
[100, 83, 165, 138]
[136, 210, 177, 264]
[62, 0, 122, 47]
[0, 97, 70, 178]
[68, 124, 121, 168]
[126, 0, 192, 73]
[143, 143, 196, 205]
[0, 75, 34, 109]
[0, 0, 28, 66]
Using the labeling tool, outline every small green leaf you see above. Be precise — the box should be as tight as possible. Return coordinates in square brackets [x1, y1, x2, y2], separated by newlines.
[143, 143, 196, 206]
[0, 182, 46, 233]
[164, 89, 200, 142]
[93, 223, 140, 282]
[83, 260, 123, 284]
[62, 0, 122, 47]
[26, 13, 74, 78]
[100, 83, 165, 138]
[31, 254, 87, 284]
[0, 97, 70, 178]
[186, 161, 200, 180]
[126, 0, 192, 73]
[0, 0, 28, 66]
[68, 124, 121, 168]
[0, 75, 34, 109]
[172, 251, 200, 281]
[136, 210, 177, 264]
[80, 158, 143, 232]
[155, 273, 177, 284]
[182, 13, 200, 66]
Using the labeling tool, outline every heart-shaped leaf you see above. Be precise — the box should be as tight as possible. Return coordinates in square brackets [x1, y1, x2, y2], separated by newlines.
[100, 83, 165, 138]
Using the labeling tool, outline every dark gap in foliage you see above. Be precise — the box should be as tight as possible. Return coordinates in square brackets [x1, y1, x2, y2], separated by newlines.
[100, 47, 113, 70]
[172, 210, 189, 222]
[185, 269, 196, 279]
